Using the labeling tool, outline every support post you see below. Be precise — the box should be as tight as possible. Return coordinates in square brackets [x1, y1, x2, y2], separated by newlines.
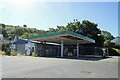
[57, 46, 60, 57]
[77, 43, 79, 57]
[61, 40, 64, 57]
[94, 47, 96, 58]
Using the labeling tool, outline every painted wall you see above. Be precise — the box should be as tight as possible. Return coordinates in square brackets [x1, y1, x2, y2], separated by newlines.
[16, 44, 26, 55]
[11, 41, 36, 56]
[25, 42, 35, 55]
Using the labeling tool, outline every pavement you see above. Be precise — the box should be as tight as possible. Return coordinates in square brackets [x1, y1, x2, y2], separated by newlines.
[1, 56, 119, 78]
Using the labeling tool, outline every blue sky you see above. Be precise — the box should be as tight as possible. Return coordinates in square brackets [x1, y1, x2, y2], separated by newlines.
[0, 1, 118, 37]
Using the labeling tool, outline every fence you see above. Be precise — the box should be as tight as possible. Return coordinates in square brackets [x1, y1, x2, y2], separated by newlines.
[63, 46, 109, 57]
[80, 46, 109, 57]
[35, 44, 109, 57]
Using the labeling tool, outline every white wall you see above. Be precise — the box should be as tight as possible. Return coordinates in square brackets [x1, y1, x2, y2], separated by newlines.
[25, 42, 36, 55]
[0, 34, 3, 41]
[111, 37, 120, 44]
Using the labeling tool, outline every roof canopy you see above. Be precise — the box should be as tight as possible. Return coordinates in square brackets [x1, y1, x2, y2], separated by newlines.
[29, 31, 95, 45]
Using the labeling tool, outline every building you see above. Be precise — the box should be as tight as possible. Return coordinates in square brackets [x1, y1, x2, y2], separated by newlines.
[11, 31, 108, 57]
[29, 31, 95, 57]
[111, 36, 120, 44]
[12, 39, 40, 55]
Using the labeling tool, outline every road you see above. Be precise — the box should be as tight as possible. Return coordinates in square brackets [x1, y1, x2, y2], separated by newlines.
[1, 56, 119, 78]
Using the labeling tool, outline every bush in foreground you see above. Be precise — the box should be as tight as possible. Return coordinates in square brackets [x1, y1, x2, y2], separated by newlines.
[10, 51, 17, 56]
[0, 50, 6, 55]
[108, 48, 120, 56]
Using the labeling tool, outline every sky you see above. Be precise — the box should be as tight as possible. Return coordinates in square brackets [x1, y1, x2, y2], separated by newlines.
[0, 0, 118, 37]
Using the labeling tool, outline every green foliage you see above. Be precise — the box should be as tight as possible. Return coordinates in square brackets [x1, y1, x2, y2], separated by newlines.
[32, 52, 37, 57]
[2, 44, 6, 51]
[21, 32, 39, 39]
[5, 47, 11, 55]
[21, 33, 29, 39]
[113, 43, 120, 49]
[112, 48, 120, 54]
[56, 26, 67, 32]
[15, 27, 25, 36]
[1, 24, 5, 28]
[95, 35, 104, 47]
[23, 24, 27, 28]
[48, 28, 57, 32]
[0, 19, 115, 48]
[1, 24, 8, 38]
[0, 50, 6, 55]
[0, 24, 46, 40]
[104, 40, 111, 48]
[10, 51, 17, 56]
[2, 29, 8, 38]
[48, 20, 101, 40]
[78, 20, 101, 38]
[101, 30, 114, 41]
[1, 43, 11, 55]
[48, 20, 101, 46]
[108, 48, 120, 56]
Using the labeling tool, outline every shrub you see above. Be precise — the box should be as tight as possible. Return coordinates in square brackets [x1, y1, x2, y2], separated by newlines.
[113, 44, 120, 49]
[32, 52, 37, 57]
[108, 48, 119, 56]
[104, 40, 111, 48]
[1, 44, 6, 51]
[10, 51, 17, 56]
[112, 48, 120, 54]
[5, 47, 11, 56]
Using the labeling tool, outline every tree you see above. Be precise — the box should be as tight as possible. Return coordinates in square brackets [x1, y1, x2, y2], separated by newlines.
[77, 20, 101, 39]
[21, 32, 29, 39]
[101, 30, 114, 41]
[2, 29, 8, 38]
[2, 44, 5, 51]
[66, 22, 76, 32]
[48, 19, 101, 46]
[96, 35, 105, 47]
[56, 26, 66, 32]
[21, 32, 39, 39]
[1, 24, 8, 38]
[104, 40, 111, 48]
[23, 24, 27, 28]
[48, 28, 56, 32]
[1, 24, 5, 28]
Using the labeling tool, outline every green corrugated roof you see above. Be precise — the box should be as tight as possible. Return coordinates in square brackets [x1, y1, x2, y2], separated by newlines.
[29, 31, 95, 43]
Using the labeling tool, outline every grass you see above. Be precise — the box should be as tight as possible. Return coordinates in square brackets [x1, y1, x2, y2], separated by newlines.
[112, 48, 120, 54]
[0, 50, 6, 56]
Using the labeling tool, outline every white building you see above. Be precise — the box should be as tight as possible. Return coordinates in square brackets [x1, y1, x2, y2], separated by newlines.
[111, 36, 120, 44]
[11, 38, 41, 56]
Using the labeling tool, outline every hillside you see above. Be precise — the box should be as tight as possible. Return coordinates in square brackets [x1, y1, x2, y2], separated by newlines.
[0, 19, 115, 48]
[0, 23, 46, 40]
